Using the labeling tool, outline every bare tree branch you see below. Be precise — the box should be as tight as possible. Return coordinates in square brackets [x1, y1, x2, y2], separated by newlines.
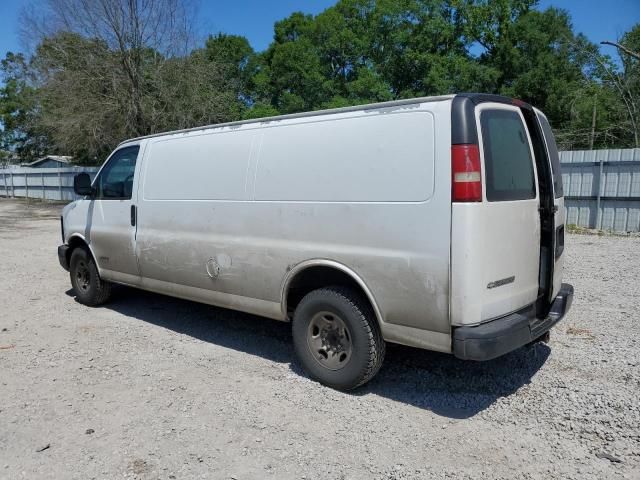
[601, 40, 640, 61]
[12, 0, 240, 162]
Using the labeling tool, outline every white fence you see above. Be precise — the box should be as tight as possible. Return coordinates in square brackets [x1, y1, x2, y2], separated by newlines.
[2, 148, 640, 232]
[0, 167, 99, 202]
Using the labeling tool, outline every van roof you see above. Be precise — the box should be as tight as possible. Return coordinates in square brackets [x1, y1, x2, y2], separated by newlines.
[119, 94, 457, 146]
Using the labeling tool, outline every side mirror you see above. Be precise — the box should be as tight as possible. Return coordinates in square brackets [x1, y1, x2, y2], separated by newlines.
[73, 173, 94, 196]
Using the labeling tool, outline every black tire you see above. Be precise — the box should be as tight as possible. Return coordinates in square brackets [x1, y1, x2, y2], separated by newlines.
[292, 286, 385, 390]
[69, 247, 112, 306]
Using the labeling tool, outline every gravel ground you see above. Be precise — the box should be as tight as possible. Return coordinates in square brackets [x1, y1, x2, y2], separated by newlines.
[0, 198, 638, 480]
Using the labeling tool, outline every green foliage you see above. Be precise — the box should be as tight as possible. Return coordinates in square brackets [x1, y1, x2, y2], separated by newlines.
[241, 102, 280, 120]
[477, 8, 594, 130]
[0, 52, 49, 161]
[247, 0, 501, 115]
[0, 0, 638, 164]
[2, 32, 244, 163]
[614, 25, 640, 147]
[31, 33, 126, 163]
[204, 33, 257, 106]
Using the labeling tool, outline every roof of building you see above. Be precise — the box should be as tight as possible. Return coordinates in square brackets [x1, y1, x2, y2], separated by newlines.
[22, 155, 73, 167]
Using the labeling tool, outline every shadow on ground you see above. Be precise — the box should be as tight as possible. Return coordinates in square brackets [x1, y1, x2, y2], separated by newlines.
[72, 285, 550, 419]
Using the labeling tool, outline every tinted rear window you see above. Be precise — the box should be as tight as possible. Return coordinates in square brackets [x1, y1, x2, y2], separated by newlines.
[537, 113, 564, 198]
[480, 110, 536, 201]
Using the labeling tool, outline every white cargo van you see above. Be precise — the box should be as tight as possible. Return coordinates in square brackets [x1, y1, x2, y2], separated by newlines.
[58, 93, 573, 390]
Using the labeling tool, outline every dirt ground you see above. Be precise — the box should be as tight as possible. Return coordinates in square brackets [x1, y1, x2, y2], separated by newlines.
[0, 198, 638, 480]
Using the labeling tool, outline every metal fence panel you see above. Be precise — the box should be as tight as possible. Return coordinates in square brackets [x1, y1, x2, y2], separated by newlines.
[560, 148, 640, 232]
[0, 167, 99, 202]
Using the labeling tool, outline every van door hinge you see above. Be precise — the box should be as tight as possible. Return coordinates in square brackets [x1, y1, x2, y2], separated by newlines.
[130, 205, 136, 226]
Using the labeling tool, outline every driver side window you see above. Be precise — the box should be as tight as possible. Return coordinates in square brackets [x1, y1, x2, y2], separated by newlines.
[95, 146, 140, 200]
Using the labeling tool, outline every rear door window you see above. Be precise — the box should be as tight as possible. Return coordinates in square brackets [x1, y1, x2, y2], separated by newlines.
[480, 110, 536, 201]
[536, 113, 564, 198]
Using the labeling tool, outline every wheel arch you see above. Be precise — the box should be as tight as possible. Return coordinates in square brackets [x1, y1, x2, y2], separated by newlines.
[67, 234, 101, 275]
[280, 259, 384, 327]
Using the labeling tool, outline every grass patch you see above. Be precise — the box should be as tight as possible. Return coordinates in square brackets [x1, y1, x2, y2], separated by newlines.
[566, 326, 595, 340]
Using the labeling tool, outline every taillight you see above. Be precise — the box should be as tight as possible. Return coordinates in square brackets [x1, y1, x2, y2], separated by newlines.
[452, 144, 482, 202]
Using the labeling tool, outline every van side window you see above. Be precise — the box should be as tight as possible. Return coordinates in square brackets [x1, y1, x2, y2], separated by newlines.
[480, 110, 536, 201]
[95, 146, 140, 200]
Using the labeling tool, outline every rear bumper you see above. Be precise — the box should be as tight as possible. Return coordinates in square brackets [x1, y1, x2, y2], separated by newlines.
[58, 245, 70, 271]
[453, 283, 574, 361]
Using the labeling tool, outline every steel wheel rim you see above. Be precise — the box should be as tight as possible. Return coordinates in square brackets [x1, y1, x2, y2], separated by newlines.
[307, 311, 352, 371]
[75, 260, 91, 292]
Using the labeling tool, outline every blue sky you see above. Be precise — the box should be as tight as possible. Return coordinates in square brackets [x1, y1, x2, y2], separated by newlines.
[0, 0, 638, 56]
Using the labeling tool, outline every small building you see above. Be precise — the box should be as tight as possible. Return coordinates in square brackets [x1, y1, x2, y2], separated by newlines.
[22, 155, 73, 168]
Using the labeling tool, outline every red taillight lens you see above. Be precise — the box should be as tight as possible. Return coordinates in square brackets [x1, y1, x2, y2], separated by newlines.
[452, 144, 482, 202]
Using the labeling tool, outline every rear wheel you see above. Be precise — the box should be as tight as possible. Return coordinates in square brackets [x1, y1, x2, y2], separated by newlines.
[292, 286, 385, 390]
[69, 247, 112, 306]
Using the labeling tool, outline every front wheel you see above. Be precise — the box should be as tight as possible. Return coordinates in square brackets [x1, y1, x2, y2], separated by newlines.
[292, 286, 385, 390]
[69, 247, 112, 306]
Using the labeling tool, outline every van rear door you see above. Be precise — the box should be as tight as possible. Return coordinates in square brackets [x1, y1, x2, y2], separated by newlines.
[535, 109, 565, 300]
[451, 102, 541, 325]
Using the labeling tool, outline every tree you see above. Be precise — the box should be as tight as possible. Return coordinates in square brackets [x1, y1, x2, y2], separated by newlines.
[1, 0, 637, 158]
[599, 25, 640, 147]
[31, 32, 127, 162]
[554, 23, 640, 149]
[467, 5, 592, 128]
[364, 0, 498, 97]
[13, 0, 243, 163]
[204, 33, 257, 110]
[148, 50, 240, 133]
[245, 0, 499, 118]
[22, 0, 197, 137]
[248, 12, 329, 114]
[0, 52, 50, 161]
